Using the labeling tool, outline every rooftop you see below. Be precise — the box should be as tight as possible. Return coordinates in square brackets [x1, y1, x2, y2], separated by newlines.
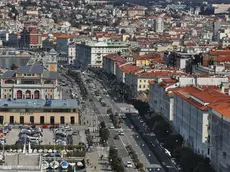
[119, 63, 142, 74]
[17, 65, 44, 74]
[174, 86, 228, 111]
[134, 53, 162, 60]
[1, 65, 58, 79]
[208, 101, 230, 119]
[0, 99, 79, 108]
[210, 50, 230, 56]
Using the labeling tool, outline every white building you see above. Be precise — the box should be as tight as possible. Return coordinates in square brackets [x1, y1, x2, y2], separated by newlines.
[76, 41, 128, 68]
[208, 101, 230, 172]
[173, 86, 229, 157]
[148, 75, 228, 121]
[155, 17, 164, 33]
[68, 43, 76, 65]
[148, 78, 178, 121]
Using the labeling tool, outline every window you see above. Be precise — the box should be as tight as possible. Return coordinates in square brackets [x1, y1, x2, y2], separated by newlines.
[40, 116, 44, 124]
[10, 116, 14, 124]
[60, 116, 65, 124]
[139, 85, 142, 89]
[139, 80, 142, 83]
[144, 80, 146, 83]
[70, 116, 75, 124]
[30, 116, 34, 124]
[143, 85, 146, 88]
[50, 116, 55, 125]
[0, 116, 4, 124]
[20, 116, 24, 124]
[27, 74, 31, 76]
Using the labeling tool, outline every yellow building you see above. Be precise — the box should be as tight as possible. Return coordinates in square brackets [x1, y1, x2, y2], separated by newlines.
[134, 53, 163, 67]
[0, 99, 79, 125]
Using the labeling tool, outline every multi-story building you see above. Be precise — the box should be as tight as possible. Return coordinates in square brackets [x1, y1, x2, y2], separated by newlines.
[20, 25, 42, 49]
[148, 78, 178, 121]
[0, 99, 79, 125]
[1, 65, 61, 100]
[149, 75, 228, 120]
[173, 86, 229, 156]
[68, 42, 76, 65]
[208, 101, 230, 172]
[76, 41, 128, 68]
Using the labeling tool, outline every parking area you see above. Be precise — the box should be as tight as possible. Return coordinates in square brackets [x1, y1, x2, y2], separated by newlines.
[41, 129, 54, 145]
[5, 126, 87, 146]
[6, 129, 20, 145]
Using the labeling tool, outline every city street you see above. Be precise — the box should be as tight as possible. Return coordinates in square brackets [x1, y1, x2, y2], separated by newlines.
[82, 71, 165, 172]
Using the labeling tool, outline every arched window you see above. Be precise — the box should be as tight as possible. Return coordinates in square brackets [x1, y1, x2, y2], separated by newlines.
[17, 90, 22, 99]
[5, 80, 14, 84]
[25, 90, 31, 99]
[34, 90, 40, 99]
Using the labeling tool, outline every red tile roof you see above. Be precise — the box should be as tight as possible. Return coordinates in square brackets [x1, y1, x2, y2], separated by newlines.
[103, 54, 127, 64]
[216, 55, 230, 62]
[210, 50, 230, 56]
[134, 53, 162, 60]
[174, 86, 229, 111]
[119, 63, 142, 74]
[208, 101, 230, 119]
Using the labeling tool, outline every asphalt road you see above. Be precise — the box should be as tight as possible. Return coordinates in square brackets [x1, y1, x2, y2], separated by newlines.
[87, 70, 180, 172]
[130, 115, 178, 172]
[83, 71, 165, 172]
[82, 75, 137, 172]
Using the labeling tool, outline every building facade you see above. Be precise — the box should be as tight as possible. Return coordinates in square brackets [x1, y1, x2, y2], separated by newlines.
[76, 41, 128, 68]
[173, 87, 229, 157]
[209, 101, 230, 172]
[0, 99, 79, 125]
[1, 65, 61, 100]
[148, 79, 177, 121]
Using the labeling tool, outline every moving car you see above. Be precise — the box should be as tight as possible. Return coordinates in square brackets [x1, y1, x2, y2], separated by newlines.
[114, 135, 119, 139]
[126, 161, 132, 168]
[109, 125, 115, 129]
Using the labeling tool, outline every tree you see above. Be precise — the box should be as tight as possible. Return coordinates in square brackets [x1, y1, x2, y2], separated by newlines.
[193, 162, 215, 172]
[121, 29, 126, 34]
[100, 128, 109, 143]
[147, 115, 164, 128]
[10, 63, 18, 70]
[100, 121, 106, 128]
[107, 108, 112, 114]
[115, 164, 125, 172]
[180, 154, 204, 172]
[173, 147, 194, 163]
[154, 120, 172, 140]
[163, 134, 183, 152]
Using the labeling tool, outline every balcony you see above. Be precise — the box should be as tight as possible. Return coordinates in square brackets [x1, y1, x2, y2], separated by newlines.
[14, 84, 56, 88]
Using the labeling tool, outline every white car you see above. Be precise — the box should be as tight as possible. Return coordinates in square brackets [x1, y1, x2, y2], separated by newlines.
[109, 126, 115, 129]
[119, 132, 124, 136]
[126, 161, 132, 168]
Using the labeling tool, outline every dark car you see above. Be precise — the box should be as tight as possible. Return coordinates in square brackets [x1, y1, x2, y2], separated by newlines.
[114, 135, 119, 139]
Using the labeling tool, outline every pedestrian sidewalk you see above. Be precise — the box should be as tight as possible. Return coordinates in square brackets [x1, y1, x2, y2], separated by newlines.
[86, 147, 111, 172]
